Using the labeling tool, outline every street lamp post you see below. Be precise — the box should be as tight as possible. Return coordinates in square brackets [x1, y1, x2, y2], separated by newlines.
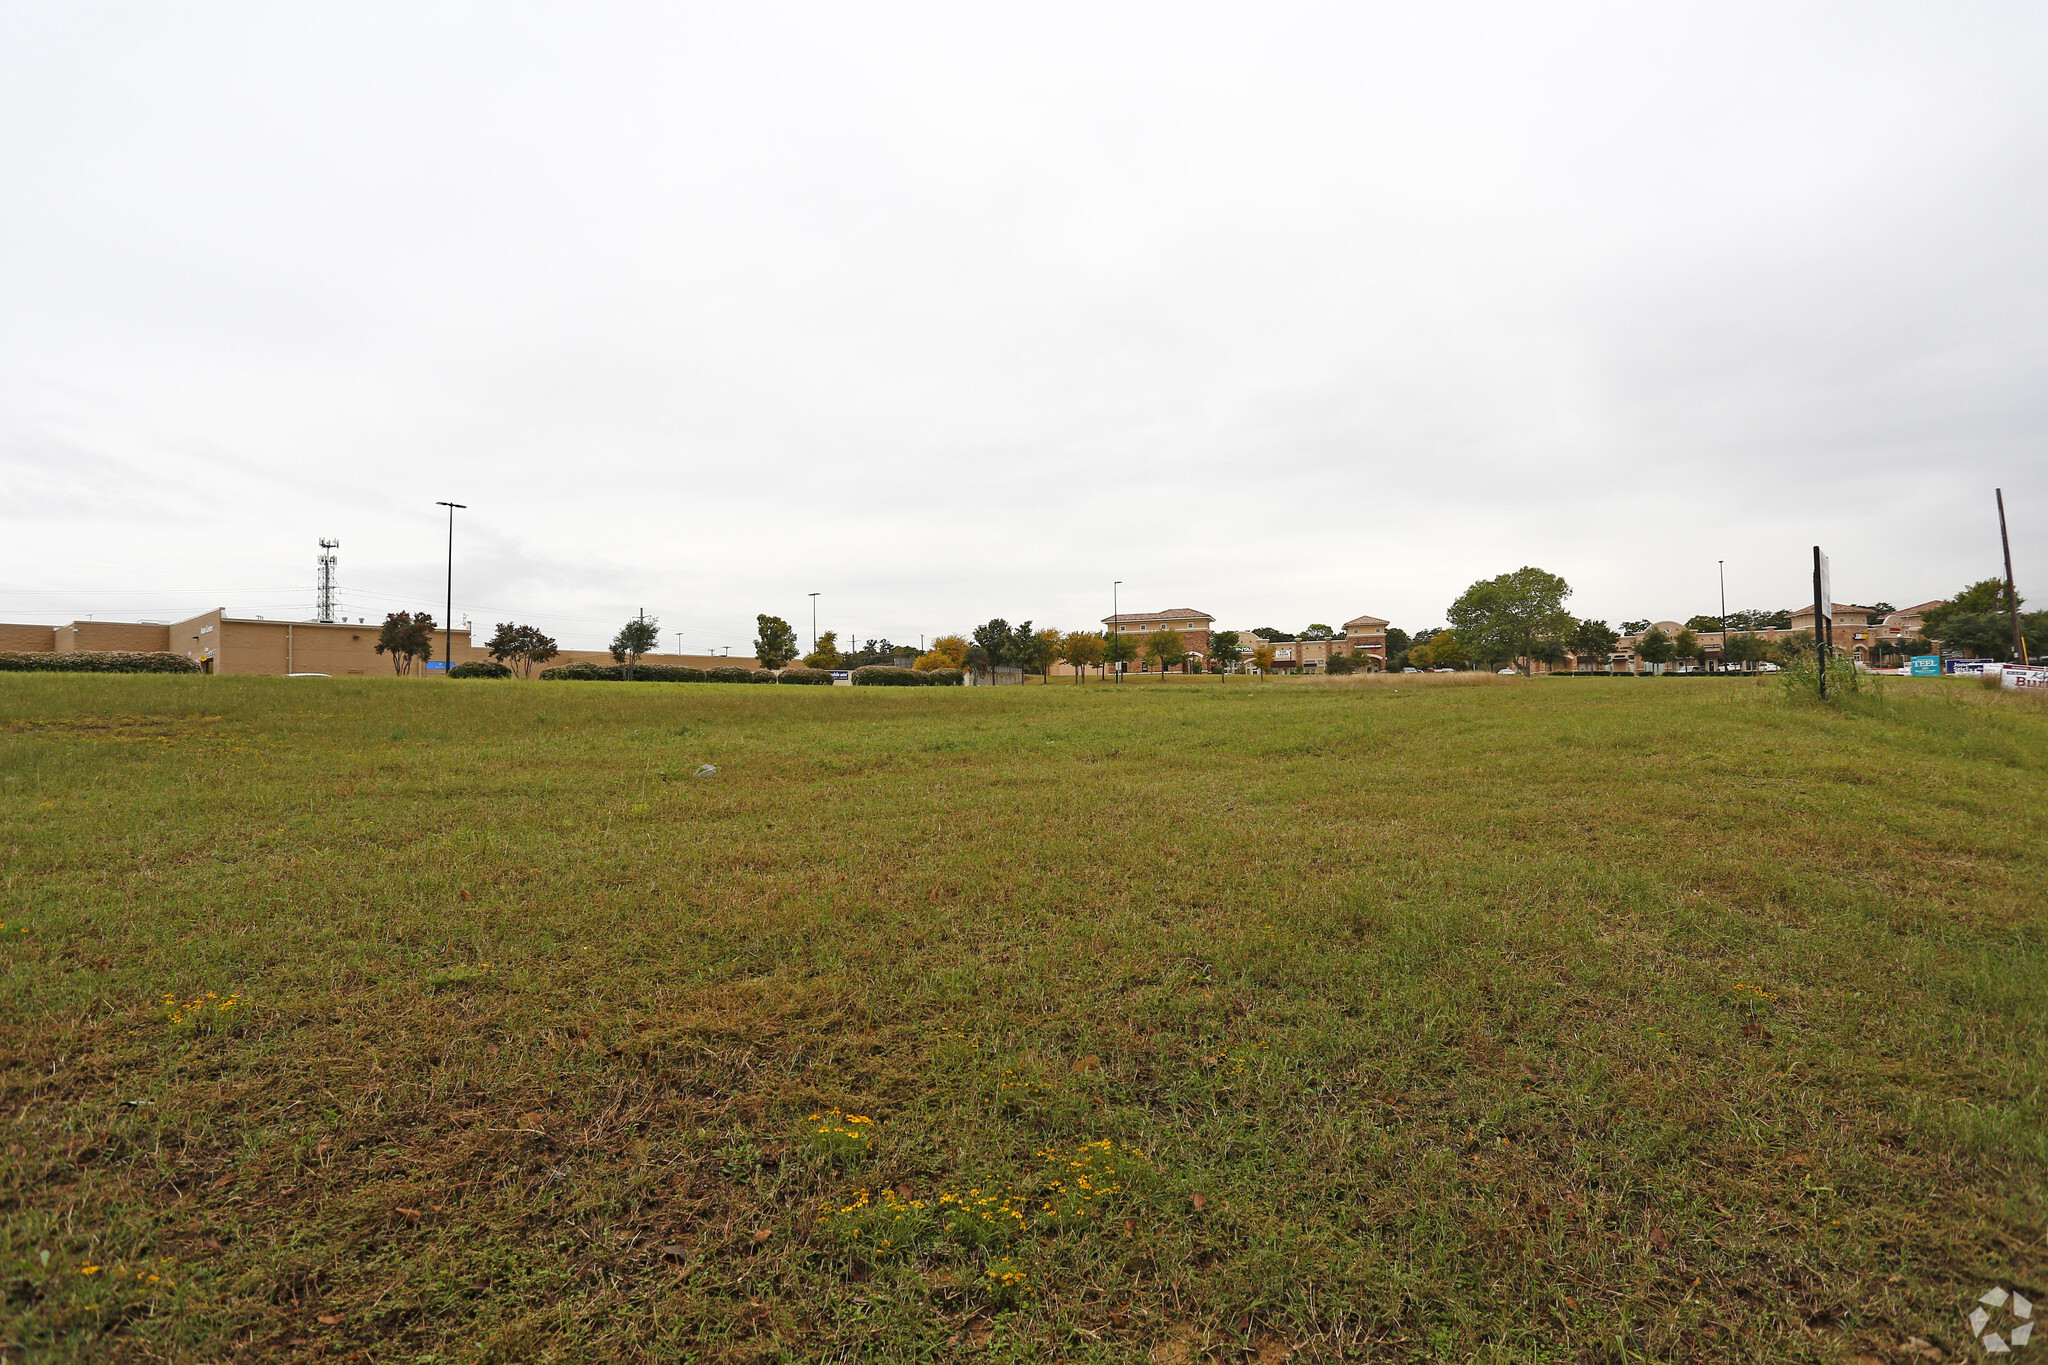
[1718, 560, 1727, 673]
[435, 501, 465, 674]
[1112, 580, 1122, 684]
[808, 592, 820, 650]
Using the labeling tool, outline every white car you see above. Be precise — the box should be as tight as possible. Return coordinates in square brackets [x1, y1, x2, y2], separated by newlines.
[1496, 668, 1517, 675]
[1756, 662, 1781, 672]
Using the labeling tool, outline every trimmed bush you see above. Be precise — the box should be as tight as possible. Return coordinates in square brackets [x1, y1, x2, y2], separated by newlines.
[777, 667, 834, 686]
[0, 650, 200, 674]
[538, 662, 709, 682]
[852, 666, 926, 686]
[923, 668, 965, 686]
[448, 660, 513, 679]
[704, 665, 754, 684]
[539, 662, 613, 681]
[749, 669, 780, 683]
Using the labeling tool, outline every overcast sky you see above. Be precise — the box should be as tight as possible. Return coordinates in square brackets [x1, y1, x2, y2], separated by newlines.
[2, 3, 2043, 652]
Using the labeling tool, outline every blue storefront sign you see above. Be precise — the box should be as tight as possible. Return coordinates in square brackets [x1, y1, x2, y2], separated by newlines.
[425, 661, 448, 672]
[1909, 656, 1941, 677]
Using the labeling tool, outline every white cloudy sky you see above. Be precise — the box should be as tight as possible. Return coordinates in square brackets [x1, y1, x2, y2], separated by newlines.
[2, 2, 2043, 652]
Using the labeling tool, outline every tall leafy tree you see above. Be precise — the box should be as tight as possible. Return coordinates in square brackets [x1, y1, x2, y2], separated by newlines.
[1141, 628, 1185, 674]
[1619, 619, 1652, 635]
[915, 635, 969, 671]
[1250, 626, 1293, 642]
[375, 611, 435, 675]
[1012, 626, 1058, 681]
[1250, 643, 1277, 675]
[1925, 578, 2024, 659]
[1635, 626, 1676, 668]
[612, 615, 660, 679]
[753, 615, 800, 669]
[485, 622, 559, 678]
[1056, 630, 1105, 682]
[1383, 626, 1412, 670]
[1568, 619, 1619, 672]
[1446, 567, 1573, 674]
[803, 630, 842, 670]
[1672, 628, 1701, 666]
[1721, 632, 1768, 670]
[1298, 624, 1336, 641]
[971, 619, 1015, 668]
[1208, 630, 1243, 677]
[1103, 629, 1138, 676]
[1684, 614, 1724, 632]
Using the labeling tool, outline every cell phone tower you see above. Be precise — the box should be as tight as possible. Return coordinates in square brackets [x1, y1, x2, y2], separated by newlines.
[316, 539, 340, 623]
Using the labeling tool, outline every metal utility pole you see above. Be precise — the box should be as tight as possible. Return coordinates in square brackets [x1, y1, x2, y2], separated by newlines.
[317, 540, 340, 623]
[1812, 546, 1831, 701]
[1717, 560, 1727, 673]
[1112, 580, 1122, 684]
[436, 502, 465, 673]
[808, 592, 820, 649]
[1998, 488, 2027, 664]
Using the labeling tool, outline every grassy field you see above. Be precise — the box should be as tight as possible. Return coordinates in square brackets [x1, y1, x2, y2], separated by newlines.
[3, 671, 2044, 1364]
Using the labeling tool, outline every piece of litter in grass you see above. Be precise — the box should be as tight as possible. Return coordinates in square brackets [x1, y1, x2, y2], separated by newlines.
[694, 764, 717, 778]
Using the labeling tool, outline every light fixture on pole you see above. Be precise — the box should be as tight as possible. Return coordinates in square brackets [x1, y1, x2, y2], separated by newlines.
[1112, 580, 1122, 684]
[435, 501, 465, 674]
[1718, 560, 1727, 673]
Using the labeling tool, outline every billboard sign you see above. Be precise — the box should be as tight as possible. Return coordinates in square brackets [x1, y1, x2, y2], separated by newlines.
[1909, 656, 1941, 677]
[2001, 665, 2048, 690]
[1949, 659, 2000, 676]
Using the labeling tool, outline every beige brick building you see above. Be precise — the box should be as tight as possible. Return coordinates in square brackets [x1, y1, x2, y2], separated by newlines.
[0, 611, 756, 675]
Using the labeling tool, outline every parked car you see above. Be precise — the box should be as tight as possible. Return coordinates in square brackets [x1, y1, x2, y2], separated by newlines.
[1402, 667, 1420, 673]
[1496, 668, 1517, 675]
[1757, 662, 1781, 672]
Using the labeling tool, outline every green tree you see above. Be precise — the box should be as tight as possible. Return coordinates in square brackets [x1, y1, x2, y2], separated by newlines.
[1142, 628, 1185, 674]
[1672, 628, 1701, 666]
[1208, 630, 1243, 677]
[1250, 626, 1293, 642]
[1446, 567, 1574, 675]
[612, 615, 660, 679]
[1619, 619, 1652, 635]
[375, 611, 435, 675]
[1925, 578, 2024, 660]
[1250, 643, 1277, 675]
[1299, 624, 1336, 641]
[753, 615, 800, 669]
[1014, 625, 1058, 681]
[1635, 626, 1676, 669]
[1722, 632, 1768, 670]
[803, 630, 842, 670]
[484, 622, 559, 678]
[1103, 629, 1138, 677]
[1684, 614, 1723, 633]
[971, 619, 1015, 668]
[1383, 627, 1412, 671]
[1057, 630, 1105, 682]
[1568, 619, 1619, 672]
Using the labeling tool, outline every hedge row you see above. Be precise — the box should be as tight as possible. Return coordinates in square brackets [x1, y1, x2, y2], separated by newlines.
[528, 662, 968, 686]
[0, 650, 201, 674]
[853, 666, 964, 686]
[449, 660, 513, 679]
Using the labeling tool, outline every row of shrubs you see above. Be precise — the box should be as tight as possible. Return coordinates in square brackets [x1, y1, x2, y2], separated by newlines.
[511, 661, 969, 686]
[0, 650, 201, 674]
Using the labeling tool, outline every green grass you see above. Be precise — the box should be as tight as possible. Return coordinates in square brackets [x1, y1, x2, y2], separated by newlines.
[3, 672, 2044, 1363]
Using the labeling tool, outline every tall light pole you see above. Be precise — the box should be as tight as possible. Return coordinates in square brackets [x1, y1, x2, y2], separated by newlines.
[435, 501, 465, 674]
[1718, 560, 1727, 674]
[808, 592, 820, 649]
[1112, 580, 1122, 684]
[1998, 489, 2027, 664]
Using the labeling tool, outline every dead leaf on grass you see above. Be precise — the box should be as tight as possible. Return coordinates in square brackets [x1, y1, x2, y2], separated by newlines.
[1072, 1055, 1101, 1073]
[317, 1315, 342, 1325]
[750, 1228, 773, 1244]
[1189, 1193, 1208, 1211]
[395, 1207, 422, 1220]
[519, 1112, 547, 1131]
[1899, 1340, 1946, 1361]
